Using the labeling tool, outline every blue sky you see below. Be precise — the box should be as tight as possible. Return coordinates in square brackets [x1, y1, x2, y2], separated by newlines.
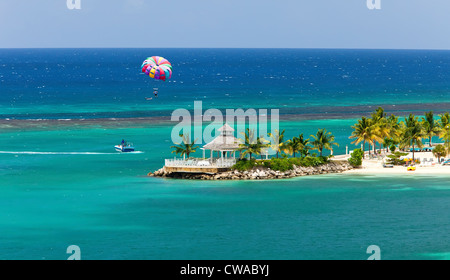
[0, 0, 449, 49]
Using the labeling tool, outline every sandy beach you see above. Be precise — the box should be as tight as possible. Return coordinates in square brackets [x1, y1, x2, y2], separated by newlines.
[344, 157, 450, 175]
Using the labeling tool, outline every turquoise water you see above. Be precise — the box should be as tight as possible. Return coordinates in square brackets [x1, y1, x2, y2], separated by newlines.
[1, 49, 450, 260]
[1, 122, 450, 260]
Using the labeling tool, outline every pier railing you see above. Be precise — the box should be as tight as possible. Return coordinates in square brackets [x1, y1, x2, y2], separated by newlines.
[165, 158, 237, 168]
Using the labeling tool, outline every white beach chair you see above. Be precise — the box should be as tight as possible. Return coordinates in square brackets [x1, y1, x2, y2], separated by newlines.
[421, 158, 426, 166]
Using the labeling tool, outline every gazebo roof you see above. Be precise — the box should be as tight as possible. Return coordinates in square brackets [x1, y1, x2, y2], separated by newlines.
[203, 123, 241, 151]
[218, 123, 234, 132]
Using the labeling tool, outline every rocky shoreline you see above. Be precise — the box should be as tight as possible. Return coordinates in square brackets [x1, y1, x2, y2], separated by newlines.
[148, 161, 353, 180]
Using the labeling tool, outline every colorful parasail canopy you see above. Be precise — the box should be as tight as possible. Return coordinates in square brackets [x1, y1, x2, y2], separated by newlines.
[141, 56, 172, 81]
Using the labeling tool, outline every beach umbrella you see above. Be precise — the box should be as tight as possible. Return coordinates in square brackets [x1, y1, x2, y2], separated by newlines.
[141, 56, 172, 81]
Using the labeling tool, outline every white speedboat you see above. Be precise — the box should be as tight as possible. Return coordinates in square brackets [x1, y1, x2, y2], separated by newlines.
[115, 143, 135, 153]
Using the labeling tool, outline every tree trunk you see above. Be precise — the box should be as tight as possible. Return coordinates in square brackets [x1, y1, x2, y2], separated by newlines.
[363, 140, 366, 159]
[429, 136, 432, 147]
[412, 143, 415, 161]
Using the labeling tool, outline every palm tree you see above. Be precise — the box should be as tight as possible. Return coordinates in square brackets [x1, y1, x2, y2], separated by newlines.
[441, 129, 450, 156]
[439, 112, 450, 128]
[386, 114, 402, 150]
[439, 113, 450, 154]
[268, 129, 286, 158]
[288, 134, 309, 158]
[373, 107, 386, 119]
[432, 144, 447, 163]
[310, 129, 339, 157]
[297, 134, 311, 157]
[440, 124, 450, 155]
[421, 111, 440, 147]
[383, 138, 397, 153]
[238, 128, 268, 160]
[349, 117, 379, 158]
[371, 107, 390, 153]
[282, 133, 309, 157]
[282, 139, 295, 157]
[399, 114, 426, 161]
[170, 133, 198, 159]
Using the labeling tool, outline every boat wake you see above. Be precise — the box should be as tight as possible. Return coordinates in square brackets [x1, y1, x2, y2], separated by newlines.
[0, 151, 144, 155]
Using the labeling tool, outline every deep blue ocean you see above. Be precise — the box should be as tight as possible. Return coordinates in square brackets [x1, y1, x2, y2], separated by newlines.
[1, 48, 450, 119]
[0, 49, 450, 260]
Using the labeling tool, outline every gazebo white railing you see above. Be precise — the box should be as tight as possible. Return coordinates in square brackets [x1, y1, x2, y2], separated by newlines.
[165, 158, 237, 168]
[165, 123, 240, 169]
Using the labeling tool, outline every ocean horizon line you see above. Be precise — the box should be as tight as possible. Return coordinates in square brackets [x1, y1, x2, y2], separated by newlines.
[2, 47, 450, 52]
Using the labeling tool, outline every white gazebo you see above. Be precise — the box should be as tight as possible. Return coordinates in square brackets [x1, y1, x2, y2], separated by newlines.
[202, 123, 241, 166]
[165, 123, 241, 169]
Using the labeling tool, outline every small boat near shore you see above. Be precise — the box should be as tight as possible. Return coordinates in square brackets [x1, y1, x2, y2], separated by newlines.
[115, 140, 135, 152]
[115, 144, 135, 152]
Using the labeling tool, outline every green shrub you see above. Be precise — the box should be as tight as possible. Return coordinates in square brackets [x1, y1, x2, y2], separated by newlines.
[232, 156, 329, 172]
[389, 145, 396, 153]
[232, 158, 257, 171]
[287, 157, 302, 166]
[296, 156, 328, 167]
[348, 148, 364, 167]
[386, 151, 409, 165]
[266, 158, 294, 171]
